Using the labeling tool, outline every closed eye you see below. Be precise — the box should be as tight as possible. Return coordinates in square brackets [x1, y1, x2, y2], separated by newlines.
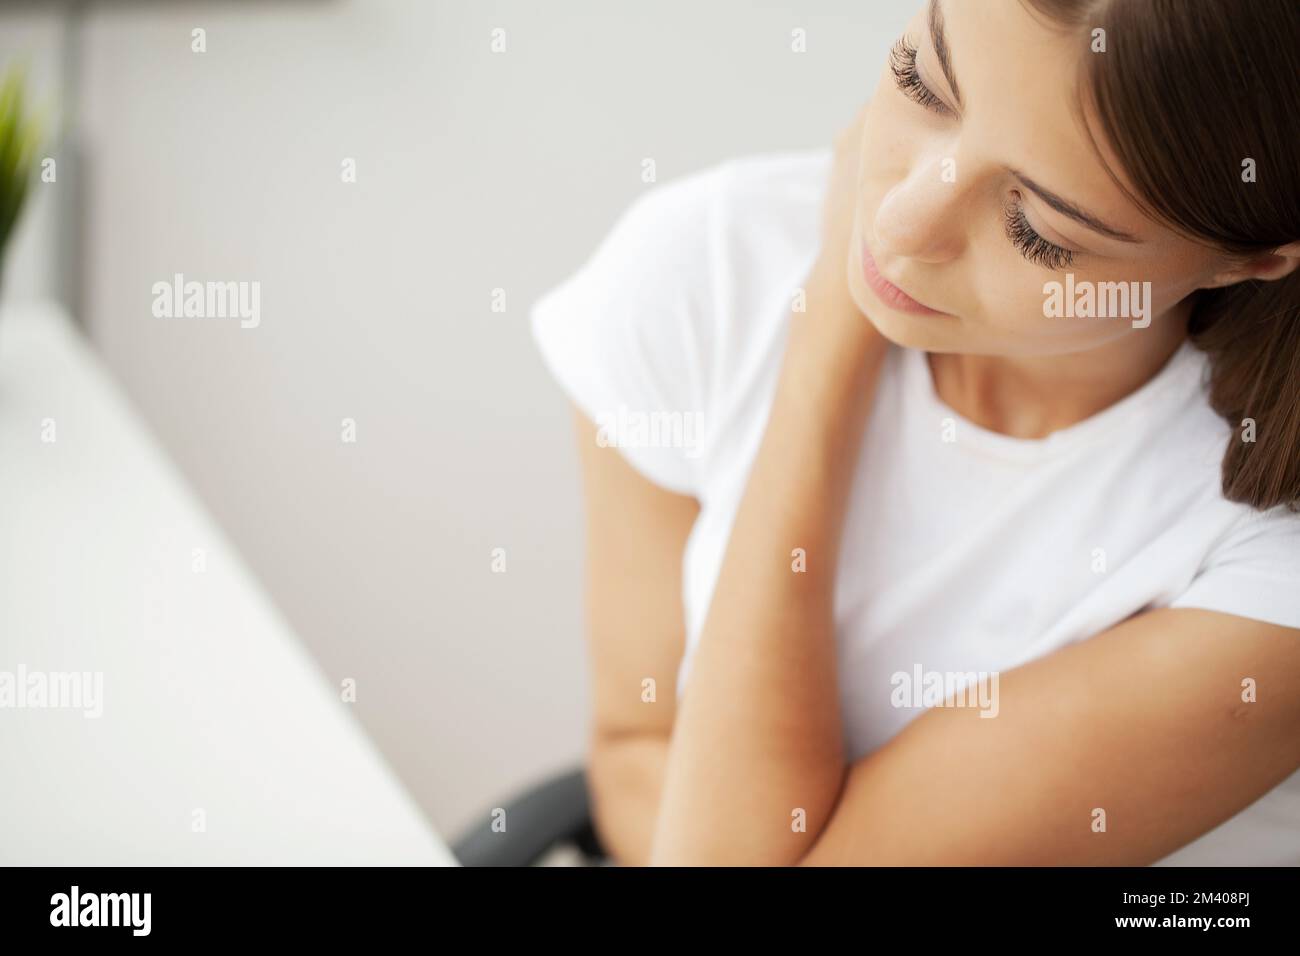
[889, 36, 952, 116]
[1004, 195, 1077, 271]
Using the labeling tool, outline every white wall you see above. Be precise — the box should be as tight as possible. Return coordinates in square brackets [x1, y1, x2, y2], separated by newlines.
[10, 0, 908, 840]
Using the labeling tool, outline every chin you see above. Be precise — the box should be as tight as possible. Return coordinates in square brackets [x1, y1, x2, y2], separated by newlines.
[849, 283, 960, 352]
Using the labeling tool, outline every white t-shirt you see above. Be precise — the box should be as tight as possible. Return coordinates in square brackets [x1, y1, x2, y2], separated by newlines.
[529, 147, 1300, 866]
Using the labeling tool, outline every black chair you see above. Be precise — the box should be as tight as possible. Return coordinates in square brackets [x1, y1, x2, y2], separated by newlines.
[451, 766, 609, 866]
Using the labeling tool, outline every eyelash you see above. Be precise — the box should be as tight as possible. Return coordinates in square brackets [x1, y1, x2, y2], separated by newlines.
[889, 37, 950, 115]
[889, 35, 1077, 271]
[1004, 197, 1076, 270]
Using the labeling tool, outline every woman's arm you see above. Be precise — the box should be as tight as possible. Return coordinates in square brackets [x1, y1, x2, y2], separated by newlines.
[797, 608, 1300, 865]
[646, 272, 886, 865]
[648, 108, 888, 865]
[575, 409, 699, 866]
[647, 110, 1300, 866]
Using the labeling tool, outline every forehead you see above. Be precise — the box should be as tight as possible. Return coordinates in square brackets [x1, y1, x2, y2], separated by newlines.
[939, 0, 1148, 235]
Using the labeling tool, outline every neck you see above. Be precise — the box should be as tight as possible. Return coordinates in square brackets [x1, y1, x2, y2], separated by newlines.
[927, 305, 1191, 439]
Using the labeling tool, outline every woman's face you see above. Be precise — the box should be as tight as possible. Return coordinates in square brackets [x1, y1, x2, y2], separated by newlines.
[848, 0, 1228, 357]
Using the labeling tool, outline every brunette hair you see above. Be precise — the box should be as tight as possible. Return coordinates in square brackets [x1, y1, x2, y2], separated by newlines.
[1024, 0, 1300, 510]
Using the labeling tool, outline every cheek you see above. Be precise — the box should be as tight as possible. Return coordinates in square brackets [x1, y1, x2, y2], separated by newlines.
[1143, 262, 1217, 311]
[977, 265, 1189, 355]
[973, 271, 1133, 352]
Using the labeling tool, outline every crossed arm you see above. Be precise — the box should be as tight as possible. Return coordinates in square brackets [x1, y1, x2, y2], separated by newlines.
[633, 287, 1300, 866]
[577, 270, 1300, 867]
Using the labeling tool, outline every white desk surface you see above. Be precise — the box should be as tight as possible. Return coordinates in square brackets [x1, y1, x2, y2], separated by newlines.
[0, 302, 456, 865]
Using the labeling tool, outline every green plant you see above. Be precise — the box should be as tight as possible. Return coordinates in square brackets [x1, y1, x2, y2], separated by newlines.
[0, 65, 41, 276]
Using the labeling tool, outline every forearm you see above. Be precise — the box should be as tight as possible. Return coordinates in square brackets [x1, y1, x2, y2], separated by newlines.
[649, 279, 887, 866]
[588, 732, 672, 867]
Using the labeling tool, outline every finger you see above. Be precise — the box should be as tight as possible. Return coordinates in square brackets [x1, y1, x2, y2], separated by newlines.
[835, 100, 871, 151]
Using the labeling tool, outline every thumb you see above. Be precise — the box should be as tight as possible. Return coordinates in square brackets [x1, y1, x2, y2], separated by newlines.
[835, 99, 871, 151]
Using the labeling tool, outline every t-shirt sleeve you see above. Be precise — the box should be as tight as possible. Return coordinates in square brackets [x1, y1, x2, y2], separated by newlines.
[1170, 507, 1300, 629]
[528, 167, 723, 497]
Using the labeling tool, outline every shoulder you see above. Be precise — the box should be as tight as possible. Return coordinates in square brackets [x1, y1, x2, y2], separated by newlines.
[1191, 501, 1300, 578]
[1171, 498, 1300, 630]
[529, 148, 831, 495]
[715, 147, 834, 217]
[1124, 345, 1300, 629]
[532, 147, 830, 317]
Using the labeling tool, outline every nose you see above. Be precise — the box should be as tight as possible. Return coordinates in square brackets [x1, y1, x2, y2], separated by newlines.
[871, 157, 967, 264]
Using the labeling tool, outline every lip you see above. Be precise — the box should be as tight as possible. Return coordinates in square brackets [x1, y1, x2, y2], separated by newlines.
[860, 241, 946, 316]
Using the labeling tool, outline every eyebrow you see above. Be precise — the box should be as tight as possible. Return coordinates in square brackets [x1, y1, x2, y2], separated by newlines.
[1012, 171, 1143, 243]
[929, 0, 961, 107]
[927, 2, 1141, 244]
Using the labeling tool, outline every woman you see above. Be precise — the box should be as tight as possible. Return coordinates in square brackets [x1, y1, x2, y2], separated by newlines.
[530, 0, 1300, 865]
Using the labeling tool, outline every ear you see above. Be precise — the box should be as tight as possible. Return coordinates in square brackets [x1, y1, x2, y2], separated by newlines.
[1202, 241, 1300, 289]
